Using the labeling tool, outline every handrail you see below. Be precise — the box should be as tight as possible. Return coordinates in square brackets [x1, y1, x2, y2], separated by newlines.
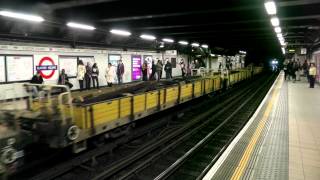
[23, 83, 74, 125]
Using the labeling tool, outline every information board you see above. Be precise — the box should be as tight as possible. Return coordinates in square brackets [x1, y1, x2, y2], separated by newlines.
[108, 54, 121, 66]
[6, 55, 33, 82]
[0, 56, 5, 82]
[59, 56, 77, 77]
[171, 58, 177, 68]
[132, 55, 142, 80]
[78, 56, 95, 66]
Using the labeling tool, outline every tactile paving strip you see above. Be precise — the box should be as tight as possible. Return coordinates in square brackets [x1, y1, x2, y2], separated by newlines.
[244, 82, 288, 180]
[211, 80, 289, 180]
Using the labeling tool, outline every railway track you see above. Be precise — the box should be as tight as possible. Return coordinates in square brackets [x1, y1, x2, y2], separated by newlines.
[91, 73, 276, 180]
[11, 73, 272, 180]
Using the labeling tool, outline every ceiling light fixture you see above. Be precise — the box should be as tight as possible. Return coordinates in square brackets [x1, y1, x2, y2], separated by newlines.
[162, 38, 174, 43]
[274, 27, 281, 33]
[191, 43, 200, 47]
[140, 34, 156, 40]
[276, 33, 283, 38]
[201, 44, 208, 48]
[178, 41, 189, 45]
[0, 10, 44, 22]
[110, 29, 131, 36]
[281, 47, 285, 54]
[270, 17, 280, 26]
[264, 1, 277, 15]
[67, 22, 96, 30]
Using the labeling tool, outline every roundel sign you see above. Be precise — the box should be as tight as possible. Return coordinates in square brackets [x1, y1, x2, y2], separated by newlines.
[36, 56, 58, 79]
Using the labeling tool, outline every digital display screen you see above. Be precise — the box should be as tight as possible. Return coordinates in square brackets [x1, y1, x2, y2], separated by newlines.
[132, 55, 142, 80]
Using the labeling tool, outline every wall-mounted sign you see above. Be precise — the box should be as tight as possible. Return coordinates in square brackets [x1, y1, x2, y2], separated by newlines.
[165, 50, 177, 56]
[301, 48, 307, 55]
[36, 56, 58, 79]
[108, 54, 121, 66]
[59, 56, 77, 77]
[79, 56, 95, 66]
[132, 55, 142, 81]
[0, 56, 5, 82]
[34, 55, 59, 82]
[7, 55, 33, 82]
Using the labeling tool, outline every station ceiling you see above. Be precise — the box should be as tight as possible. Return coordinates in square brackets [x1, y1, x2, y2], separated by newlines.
[0, 0, 319, 62]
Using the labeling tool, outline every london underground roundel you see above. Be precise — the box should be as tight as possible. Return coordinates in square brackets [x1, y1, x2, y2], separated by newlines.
[36, 56, 58, 79]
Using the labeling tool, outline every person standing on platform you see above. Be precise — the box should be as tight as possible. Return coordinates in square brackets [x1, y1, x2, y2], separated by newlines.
[77, 60, 86, 91]
[149, 61, 157, 80]
[105, 63, 115, 87]
[141, 61, 148, 81]
[296, 60, 301, 81]
[91, 63, 99, 89]
[187, 64, 192, 77]
[303, 60, 309, 78]
[309, 63, 317, 88]
[180, 59, 186, 77]
[58, 69, 73, 89]
[85, 62, 92, 90]
[287, 60, 293, 81]
[164, 60, 172, 79]
[117, 59, 125, 84]
[156, 60, 163, 81]
[292, 60, 298, 83]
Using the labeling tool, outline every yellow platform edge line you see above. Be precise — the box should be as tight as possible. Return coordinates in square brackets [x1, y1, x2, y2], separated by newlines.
[230, 76, 284, 180]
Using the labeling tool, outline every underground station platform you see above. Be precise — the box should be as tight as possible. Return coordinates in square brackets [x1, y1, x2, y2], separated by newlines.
[203, 73, 320, 180]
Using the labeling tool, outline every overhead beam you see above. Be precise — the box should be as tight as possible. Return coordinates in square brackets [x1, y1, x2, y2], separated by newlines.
[278, 0, 320, 7]
[97, 5, 258, 23]
[50, 0, 119, 10]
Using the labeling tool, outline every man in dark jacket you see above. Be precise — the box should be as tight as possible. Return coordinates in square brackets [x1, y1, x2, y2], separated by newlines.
[30, 71, 43, 96]
[149, 61, 157, 80]
[164, 61, 172, 79]
[117, 59, 125, 84]
[30, 71, 43, 84]
[85, 62, 92, 90]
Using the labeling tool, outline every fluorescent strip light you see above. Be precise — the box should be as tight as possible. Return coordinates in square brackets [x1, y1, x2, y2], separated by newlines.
[276, 33, 283, 38]
[0, 10, 44, 22]
[264, 1, 277, 15]
[140, 34, 156, 40]
[280, 41, 286, 46]
[162, 38, 174, 43]
[67, 22, 95, 30]
[289, 49, 295, 52]
[178, 41, 189, 45]
[274, 27, 281, 33]
[210, 54, 216, 57]
[270, 17, 280, 26]
[201, 44, 208, 48]
[191, 43, 200, 47]
[110, 29, 131, 36]
[281, 47, 285, 54]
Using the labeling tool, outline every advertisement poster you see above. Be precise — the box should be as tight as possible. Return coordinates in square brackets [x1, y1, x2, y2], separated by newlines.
[34, 54, 59, 83]
[132, 55, 142, 81]
[108, 54, 121, 66]
[143, 55, 153, 76]
[7, 55, 33, 82]
[79, 56, 95, 66]
[0, 56, 5, 82]
[59, 56, 77, 77]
